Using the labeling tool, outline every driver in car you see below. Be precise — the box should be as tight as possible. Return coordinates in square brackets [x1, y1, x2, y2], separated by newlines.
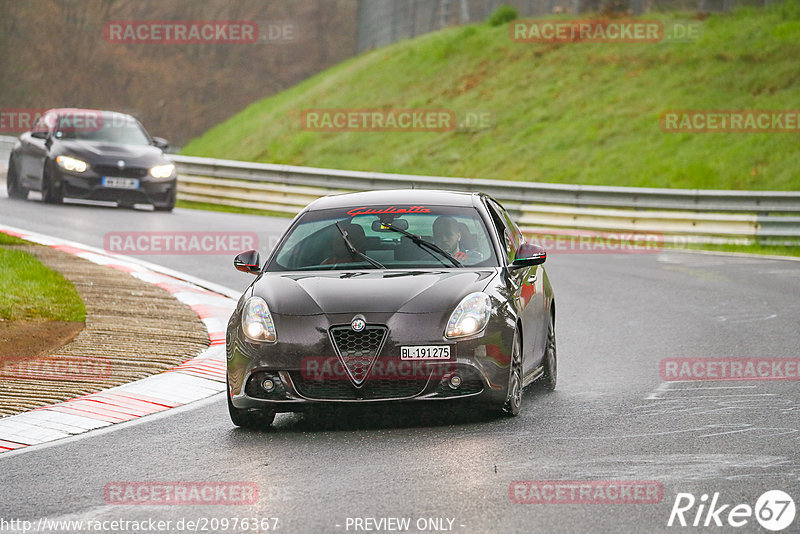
[432, 216, 473, 262]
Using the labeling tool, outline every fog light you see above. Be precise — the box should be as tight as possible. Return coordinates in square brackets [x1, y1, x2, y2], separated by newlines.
[262, 378, 276, 392]
[448, 375, 462, 390]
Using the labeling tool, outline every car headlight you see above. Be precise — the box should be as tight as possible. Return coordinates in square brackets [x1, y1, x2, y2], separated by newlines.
[55, 155, 88, 173]
[445, 292, 492, 339]
[241, 296, 277, 343]
[149, 163, 175, 179]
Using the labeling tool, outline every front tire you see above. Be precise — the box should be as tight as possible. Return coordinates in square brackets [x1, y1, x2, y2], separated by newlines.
[540, 317, 557, 391]
[501, 330, 523, 417]
[41, 161, 64, 204]
[227, 388, 275, 428]
[6, 155, 29, 200]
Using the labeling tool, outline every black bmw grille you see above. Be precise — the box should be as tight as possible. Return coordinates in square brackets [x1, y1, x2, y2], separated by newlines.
[93, 165, 148, 178]
[329, 325, 387, 385]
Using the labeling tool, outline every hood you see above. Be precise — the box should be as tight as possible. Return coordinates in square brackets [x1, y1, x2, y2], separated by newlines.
[56, 140, 167, 167]
[253, 270, 497, 316]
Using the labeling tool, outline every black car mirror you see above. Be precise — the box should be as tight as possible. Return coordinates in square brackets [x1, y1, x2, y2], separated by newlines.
[31, 130, 49, 140]
[151, 136, 169, 150]
[234, 250, 261, 275]
[510, 243, 546, 269]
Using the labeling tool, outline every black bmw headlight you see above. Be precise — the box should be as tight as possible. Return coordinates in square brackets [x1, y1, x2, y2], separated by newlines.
[56, 155, 88, 173]
[149, 163, 175, 179]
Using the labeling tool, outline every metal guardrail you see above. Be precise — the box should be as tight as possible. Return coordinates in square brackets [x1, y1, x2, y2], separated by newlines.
[170, 155, 800, 213]
[1, 135, 798, 244]
[169, 154, 800, 245]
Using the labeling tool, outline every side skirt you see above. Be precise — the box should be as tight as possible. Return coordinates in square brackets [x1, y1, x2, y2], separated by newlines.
[522, 365, 544, 388]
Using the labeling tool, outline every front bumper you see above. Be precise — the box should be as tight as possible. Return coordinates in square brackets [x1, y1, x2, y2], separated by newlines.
[54, 167, 176, 207]
[227, 311, 515, 413]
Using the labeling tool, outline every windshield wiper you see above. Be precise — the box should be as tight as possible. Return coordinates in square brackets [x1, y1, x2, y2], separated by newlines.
[334, 222, 385, 269]
[380, 222, 462, 268]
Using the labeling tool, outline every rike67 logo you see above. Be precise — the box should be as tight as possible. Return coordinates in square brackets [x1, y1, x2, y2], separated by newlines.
[668, 490, 796, 531]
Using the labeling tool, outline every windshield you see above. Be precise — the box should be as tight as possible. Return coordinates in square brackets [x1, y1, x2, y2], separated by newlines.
[54, 113, 151, 145]
[268, 205, 498, 271]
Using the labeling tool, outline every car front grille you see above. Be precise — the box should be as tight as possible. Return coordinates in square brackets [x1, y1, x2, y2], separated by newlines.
[290, 372, 429, 400]
[290, 325, 478, 401]
[364, 378, 431, 398]
[290, 375, 358, 400]
[329, 325, 387, 386]
[93, 165, 148, 178]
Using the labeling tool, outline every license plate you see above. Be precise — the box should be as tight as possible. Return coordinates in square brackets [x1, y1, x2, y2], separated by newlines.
[401, 346, 451, 360]
[102, 176, 139, 189]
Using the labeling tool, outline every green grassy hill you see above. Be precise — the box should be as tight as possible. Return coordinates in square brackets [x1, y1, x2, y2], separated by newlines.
[183, 2, 800, 190]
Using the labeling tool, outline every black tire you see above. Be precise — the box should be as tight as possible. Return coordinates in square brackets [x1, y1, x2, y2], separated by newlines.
[540, 316, 557, 391]
[41, 161, 64, 204]
[6, 155, 29, 200]
[227, 389, 275, 428]
[501, 330, 523, 417]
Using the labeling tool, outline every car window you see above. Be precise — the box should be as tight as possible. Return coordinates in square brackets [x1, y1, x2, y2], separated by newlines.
[32, 113, 55, 134]
[54, 113, 151, 145]
[502, 207, 525, 252]
[485, 199, 523, 263]
[268, 205, 499, 271]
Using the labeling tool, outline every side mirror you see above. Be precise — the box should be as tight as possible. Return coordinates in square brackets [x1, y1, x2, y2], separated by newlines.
[31, 130, 49, 140]
[152, 137, 169, 150]
[510, 243, 546, 269]
[234, 250, 261, 275]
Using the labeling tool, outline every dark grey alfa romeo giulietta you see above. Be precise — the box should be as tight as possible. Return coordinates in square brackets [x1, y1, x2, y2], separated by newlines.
[226, 189, 556, 427]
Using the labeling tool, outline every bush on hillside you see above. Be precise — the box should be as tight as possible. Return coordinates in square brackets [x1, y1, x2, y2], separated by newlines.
[487, 5, 518, 26]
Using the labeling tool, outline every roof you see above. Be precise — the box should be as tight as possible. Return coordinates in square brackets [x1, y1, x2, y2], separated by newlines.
[306, 189, 480, 211]
[44, 108, 136, 119]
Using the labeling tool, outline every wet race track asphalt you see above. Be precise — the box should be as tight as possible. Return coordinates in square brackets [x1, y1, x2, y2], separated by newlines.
[1, 191, 798, 533]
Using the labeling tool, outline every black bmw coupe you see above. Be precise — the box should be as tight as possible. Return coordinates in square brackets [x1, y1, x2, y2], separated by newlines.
[227, 189, 557, 427]
[6, 108, 177, 211]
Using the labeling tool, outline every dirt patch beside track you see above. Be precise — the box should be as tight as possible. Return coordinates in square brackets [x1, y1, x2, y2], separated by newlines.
[0, 319, 84, 359]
